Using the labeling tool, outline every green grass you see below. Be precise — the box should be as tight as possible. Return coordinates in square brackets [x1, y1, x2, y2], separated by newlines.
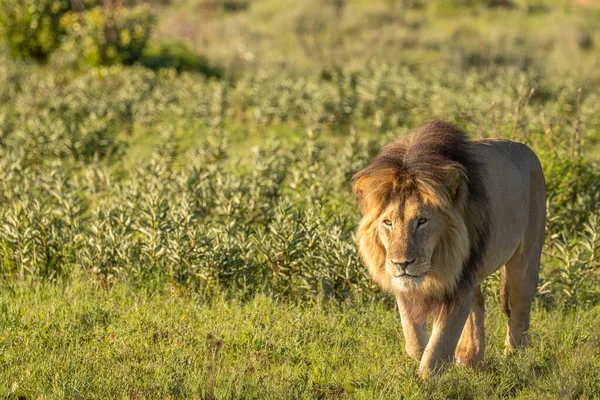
[154, 0, 600, 78]
[1, 278, 599, 399]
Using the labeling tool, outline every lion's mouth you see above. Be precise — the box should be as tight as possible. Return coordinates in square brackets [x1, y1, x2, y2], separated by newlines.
[392, 269, 426, 279]
[391, 273, 426, 291]
[396, 272, 424, 279]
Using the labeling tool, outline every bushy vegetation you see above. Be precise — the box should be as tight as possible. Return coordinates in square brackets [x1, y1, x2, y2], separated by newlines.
[0, 0, 599, 397]
[0, 0, 72, 61]
[140, 40, 222, 75]
[0, 55, 598, 305]
[60, 4, 155, 67]
[0, 0, 154, 66]
[0, 61, 599, 398]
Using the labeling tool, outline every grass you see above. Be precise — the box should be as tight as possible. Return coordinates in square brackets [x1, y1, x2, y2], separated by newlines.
[1, 278, 599, 399]
[153, 0, 600, 78]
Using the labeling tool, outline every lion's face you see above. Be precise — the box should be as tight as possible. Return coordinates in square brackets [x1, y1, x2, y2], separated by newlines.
[354, 122, 489, 301]
[376, 194, 445, 292]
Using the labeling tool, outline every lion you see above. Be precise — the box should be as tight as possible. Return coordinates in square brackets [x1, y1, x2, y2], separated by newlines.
[353, 121, 545, 378]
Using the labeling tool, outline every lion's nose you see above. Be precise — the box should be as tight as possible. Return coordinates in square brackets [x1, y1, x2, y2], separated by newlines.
[390, 258, 416, 271]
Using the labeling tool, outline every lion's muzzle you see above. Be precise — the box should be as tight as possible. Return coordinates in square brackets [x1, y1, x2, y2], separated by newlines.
[389, 257, 416, 278]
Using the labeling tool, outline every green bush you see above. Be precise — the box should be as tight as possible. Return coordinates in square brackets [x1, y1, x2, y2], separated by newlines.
[197, 0, 251, 12]
[60, 5, 155, 67]
[0, 0, 72, 61]
[0, 0, 154, 66]
[544, 155, 600, 235]
[438, 0, 515, 7]
[140, 40, 222, 77]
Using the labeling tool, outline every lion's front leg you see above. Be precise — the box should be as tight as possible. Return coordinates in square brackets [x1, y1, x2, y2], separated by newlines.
[396, 295, 428, 362]
[455, 284, 485, 366]
[396, 294, 428, 362]
[418, 288, 473, 378]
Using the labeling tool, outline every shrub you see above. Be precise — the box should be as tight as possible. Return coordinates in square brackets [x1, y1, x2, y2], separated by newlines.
[0, 0, 72, 61]
[60, 5, 155, 67]
[0, 0, 154, 66]
[140, 40, 222, 77]
[544, 156, 600, 235]
[545, 215, 600, 308]
[199, 0, 251, 13]
[458, 0, 514, 7]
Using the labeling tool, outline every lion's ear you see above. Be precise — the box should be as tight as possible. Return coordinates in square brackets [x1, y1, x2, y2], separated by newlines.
[353, 175, 369, 213]
[445, 165, 465, 199]
[353, 175, 365, 196]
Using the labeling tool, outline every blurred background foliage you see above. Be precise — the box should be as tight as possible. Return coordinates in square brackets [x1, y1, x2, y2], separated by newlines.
[0, 0, 598, 307]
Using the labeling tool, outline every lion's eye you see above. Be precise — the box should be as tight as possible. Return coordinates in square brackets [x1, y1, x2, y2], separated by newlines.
[383, 219, 392, 227]
[417, 217, 428, 225]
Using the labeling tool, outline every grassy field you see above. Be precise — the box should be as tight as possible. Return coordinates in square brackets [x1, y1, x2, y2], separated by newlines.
[0, 0, 600, 398]
[2, 280, 599, 399]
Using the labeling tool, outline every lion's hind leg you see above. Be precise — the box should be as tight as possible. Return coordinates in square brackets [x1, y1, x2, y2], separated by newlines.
[504, 237, 542, 351]
[504, 163, 545, 352]
[455, 284, 485, 366]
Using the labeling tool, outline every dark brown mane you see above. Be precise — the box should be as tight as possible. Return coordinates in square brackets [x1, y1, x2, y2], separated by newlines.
[353, 121, 490, 320]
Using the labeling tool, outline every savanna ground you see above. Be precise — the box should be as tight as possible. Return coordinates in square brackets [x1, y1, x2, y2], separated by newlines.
[0, 0, 599, 398]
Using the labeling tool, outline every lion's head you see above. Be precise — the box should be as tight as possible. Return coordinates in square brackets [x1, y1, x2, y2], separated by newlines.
[353, 121, 489, 313]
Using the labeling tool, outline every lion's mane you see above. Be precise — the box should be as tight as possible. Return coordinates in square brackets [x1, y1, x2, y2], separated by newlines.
[353, 121, 490, 322]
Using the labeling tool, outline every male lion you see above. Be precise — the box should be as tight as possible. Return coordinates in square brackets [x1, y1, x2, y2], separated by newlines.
[353, 121, 545, 377]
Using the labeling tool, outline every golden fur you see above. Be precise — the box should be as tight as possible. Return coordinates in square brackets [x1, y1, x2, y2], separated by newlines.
[354, 121, 489, 322]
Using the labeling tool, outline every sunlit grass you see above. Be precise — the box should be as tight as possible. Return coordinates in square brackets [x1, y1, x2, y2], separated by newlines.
[1, 278, 598, 399]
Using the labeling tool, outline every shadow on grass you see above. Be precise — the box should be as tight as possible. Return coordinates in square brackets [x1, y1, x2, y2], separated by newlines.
[139, 41, 223, 78]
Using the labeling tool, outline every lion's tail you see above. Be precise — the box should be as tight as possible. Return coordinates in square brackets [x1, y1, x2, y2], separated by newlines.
[499, 266, 510, 318]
